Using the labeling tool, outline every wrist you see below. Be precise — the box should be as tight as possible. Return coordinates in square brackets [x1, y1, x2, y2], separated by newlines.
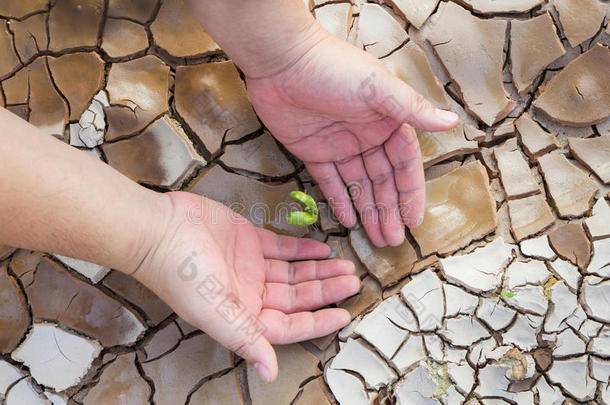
[184, 0, 331, 78]
[126, 191, 215, 292]
[118, 190, 174, 278]
[240, 19, 331, 79]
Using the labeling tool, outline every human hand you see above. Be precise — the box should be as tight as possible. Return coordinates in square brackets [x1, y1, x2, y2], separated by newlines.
[132, 191, 360, 383]
[246, 31, 459, 247]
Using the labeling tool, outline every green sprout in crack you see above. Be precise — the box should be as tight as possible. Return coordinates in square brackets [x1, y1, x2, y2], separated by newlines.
[425, 360, 452, 400]
[285, 191, 318, 226]
[500, 290, 515, 298]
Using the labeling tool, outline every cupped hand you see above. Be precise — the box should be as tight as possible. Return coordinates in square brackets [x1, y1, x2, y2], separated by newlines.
[133, 191, 360, 383]
[246, 31, 458, 247]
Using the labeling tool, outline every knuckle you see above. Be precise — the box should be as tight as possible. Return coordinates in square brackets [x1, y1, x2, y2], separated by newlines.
[371, 170, 393, 185]
[288, 263, 297, 283]
[288, 286, 297, 312]
[315, 173, 339, 187]
[348, 176, 371, 194]
[362, 145, 383, 158]
[312, 261, 319, 280]
[360, 204, 379, 222]
[232, 342, 249, 359]
[282, 315, 294, 342]
[278, 235, 297, 257]
[393, 156, 419, 171]
[398, 185, 424, 196]
[336, 155, 358, 165]
[262, 284, 268, 306]
[408, 93, 432, 121]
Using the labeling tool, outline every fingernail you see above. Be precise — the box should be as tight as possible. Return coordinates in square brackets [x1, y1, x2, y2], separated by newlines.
[435, 109, 458, 125]
[254, 363, 272, 383]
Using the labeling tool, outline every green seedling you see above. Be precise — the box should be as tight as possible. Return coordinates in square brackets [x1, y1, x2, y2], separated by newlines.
[285, 191, 318, 226]
[500, 290, 515, 298]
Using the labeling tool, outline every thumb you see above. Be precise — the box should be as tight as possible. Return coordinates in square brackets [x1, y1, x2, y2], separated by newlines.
[229, 326, 278, 383]
[358, 69, 458, 131]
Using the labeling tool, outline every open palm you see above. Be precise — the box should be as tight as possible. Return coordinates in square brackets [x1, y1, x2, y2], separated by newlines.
[247, 34, 458, 247]
[135, 192, 359, 382]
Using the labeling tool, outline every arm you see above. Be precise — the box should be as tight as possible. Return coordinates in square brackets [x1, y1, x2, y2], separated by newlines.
[0, 106, 357, 382]
[0, 107, 170, 273]
[183, 0, 324, 78]
[185, 0, 459, 247]
[0, 0, 455, 382]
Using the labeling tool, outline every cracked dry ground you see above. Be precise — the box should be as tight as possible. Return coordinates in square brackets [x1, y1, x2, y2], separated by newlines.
[0, 0, 609, 404]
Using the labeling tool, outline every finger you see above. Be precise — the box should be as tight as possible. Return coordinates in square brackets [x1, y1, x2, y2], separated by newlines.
[305, 162, 357, 228]
[260, 308, 351, 344]
[365, 69, 458, 131]
[385, 125, 426, 228]
[335, 155, 386, 247]
[264, 259, 355, 284]
[220, 317, 278, 383]
[362, 146, 405, 246]
[257, 228, 330, 261]
[263, 275, 360, 313]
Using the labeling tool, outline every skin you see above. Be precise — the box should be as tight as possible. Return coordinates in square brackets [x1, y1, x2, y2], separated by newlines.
[185, 0, 459, 247]
[0, 0, 458, 383]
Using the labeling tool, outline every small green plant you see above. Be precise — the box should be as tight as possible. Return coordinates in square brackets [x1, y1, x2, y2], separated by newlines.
[500, 290, 515, 298]
[285, 191, 318, 226]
